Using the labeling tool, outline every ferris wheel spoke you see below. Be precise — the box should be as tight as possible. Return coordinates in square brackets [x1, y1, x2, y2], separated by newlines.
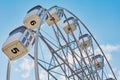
[51, 26, 77, 80]
[54, 27, 89, 79]
[39, 33, 70, 78]
[28, 54, 57, 80]
[39, 33, 83, 80]
[52, 19, 91, 80]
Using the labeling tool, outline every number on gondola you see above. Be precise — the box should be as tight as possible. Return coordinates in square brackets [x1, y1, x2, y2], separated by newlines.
[11, 48, 19, 54]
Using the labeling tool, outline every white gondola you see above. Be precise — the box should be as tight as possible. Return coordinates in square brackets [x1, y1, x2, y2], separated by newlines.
[105, 78, 115, 80]
[2, 26, 35, 61]
[79, 34, 92, 49]
[92, 54, 104, 70]
[46, 6, 63, 26]
[23, 5, 46, 30]
[63, 17, 78, 34]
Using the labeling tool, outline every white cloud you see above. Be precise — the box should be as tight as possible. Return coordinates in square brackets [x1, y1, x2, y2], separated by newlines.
[39, 69, 48, 80]
[20, 58, 34, 71]
[117, 70, 120, 80]
[19, 58, 34, 79]
[60, 76, 66, 80]
[109, 69, 120, 80]
[21, 72, 30, 78]
[68, 53, 74, 64]
[108, 73, 114, 78]
[99, 44, 120, 53]
[95, 44, 120, 61]
[15, 68, 20, 72]
[67, 44, 120, 65]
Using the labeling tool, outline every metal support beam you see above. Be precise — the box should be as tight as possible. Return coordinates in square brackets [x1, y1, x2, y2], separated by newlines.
[34, 31, 40, 80]
[6, 60, 11, 80]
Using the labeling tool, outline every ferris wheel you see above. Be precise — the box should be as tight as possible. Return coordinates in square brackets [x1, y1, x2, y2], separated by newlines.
[2, 5, 117, 80]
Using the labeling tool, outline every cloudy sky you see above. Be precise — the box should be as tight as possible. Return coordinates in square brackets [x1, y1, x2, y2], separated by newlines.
[0, 0, 120, 80]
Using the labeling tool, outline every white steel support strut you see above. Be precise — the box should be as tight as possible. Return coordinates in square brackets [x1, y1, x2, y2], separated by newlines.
[34, 31, 40, 80]
[6, 60, 11, 80]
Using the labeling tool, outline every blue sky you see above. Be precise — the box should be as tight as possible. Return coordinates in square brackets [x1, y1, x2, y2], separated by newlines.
[0, 0, 120, 80]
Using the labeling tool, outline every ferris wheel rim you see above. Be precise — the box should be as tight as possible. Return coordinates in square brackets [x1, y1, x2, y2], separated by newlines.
[56, 6, 117, 80]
